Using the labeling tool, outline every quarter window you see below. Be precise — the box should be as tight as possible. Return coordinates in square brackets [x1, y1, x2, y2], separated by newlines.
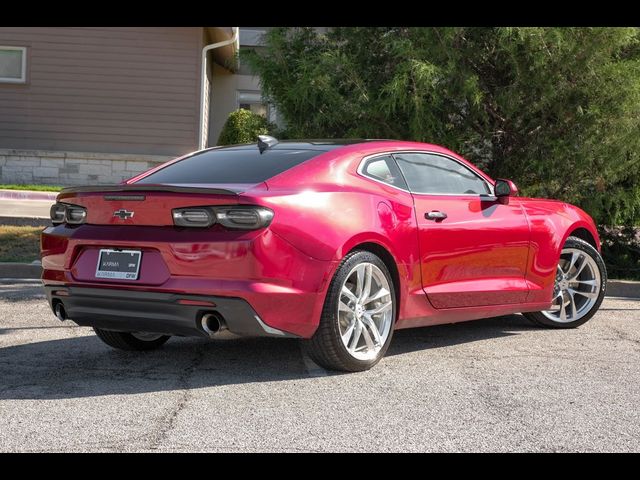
[0, 46, 27, 84]
[393, 153, 490, 195]
[361, 155, 408, 189]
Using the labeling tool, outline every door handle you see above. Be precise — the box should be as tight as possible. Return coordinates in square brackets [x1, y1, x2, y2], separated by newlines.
[425, 210, 447, 221]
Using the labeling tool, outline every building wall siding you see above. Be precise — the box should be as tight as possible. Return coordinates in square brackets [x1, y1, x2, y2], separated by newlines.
[0, 27, 203, 157]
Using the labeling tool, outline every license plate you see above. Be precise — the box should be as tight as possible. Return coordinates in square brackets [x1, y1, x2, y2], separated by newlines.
[95, 249, 142, 280]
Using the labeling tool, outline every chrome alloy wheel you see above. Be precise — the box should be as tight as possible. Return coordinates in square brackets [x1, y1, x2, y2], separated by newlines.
[131, 332, 165, 341]
[541, 247, 601, 323]
[338, 262, 394, 361]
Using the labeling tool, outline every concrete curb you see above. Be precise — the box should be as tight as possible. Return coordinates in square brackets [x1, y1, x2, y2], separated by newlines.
[0, 216, 49, 227]
[0, 262, 638, 299]
[0, 189, 58, 201]
[0, 263, 42, 280]
[606, 280, 640, 299]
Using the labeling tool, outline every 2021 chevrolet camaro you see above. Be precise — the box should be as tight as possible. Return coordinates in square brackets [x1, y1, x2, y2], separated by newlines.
[41, 138, 607, 371]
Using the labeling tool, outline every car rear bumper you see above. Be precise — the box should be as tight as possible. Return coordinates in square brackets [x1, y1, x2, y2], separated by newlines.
[41, 224, 341, 338]
[44, 286, 298, 338]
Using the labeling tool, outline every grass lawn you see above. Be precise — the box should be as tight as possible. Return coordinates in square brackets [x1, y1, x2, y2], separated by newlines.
[0, 226, 43, 262]
[0, 184, 62, 192]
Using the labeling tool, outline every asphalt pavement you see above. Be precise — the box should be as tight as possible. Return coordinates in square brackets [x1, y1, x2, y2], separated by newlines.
[0, 280, 638, 452]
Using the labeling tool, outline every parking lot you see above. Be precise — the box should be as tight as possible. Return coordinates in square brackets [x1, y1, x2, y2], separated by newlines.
[0, 279, 638, 452]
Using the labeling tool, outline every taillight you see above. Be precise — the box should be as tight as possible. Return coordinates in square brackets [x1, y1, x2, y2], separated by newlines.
[50, 204, 66, 224]
[66, 206, 87, 224]
[50, 203, 87, 225]
[215, 207, 274, 230]
[172, 208, 215, 228]
[172, 206, 274, 230]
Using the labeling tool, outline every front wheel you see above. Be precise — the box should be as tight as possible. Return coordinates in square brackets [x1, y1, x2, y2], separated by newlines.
[94, 328, 171, 351]
[302, 250, 396, 372]
[524, 236, 607, 328]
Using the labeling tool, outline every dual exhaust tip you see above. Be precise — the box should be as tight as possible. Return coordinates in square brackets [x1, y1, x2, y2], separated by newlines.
[201, 312, 227, 337]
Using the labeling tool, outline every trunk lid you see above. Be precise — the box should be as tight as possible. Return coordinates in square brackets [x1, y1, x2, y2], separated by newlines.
[57, 183, 261, 226]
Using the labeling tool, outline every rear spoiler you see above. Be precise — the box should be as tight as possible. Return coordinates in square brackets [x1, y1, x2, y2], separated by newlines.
[58, 184, 242, 198]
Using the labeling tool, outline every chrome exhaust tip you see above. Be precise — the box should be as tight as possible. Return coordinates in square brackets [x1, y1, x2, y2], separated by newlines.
[54, 302, 67, 322]
[201, 312, 227, 338]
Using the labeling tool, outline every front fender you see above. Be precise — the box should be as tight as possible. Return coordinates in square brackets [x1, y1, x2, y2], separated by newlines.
[559, 208, 600, 251]
[520, 199, 600, 303]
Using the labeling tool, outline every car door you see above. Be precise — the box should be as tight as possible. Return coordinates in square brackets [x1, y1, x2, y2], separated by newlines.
[392, 152, 530, 309]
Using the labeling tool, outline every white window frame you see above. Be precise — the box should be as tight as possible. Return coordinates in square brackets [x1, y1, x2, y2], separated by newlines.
[237, 90, 269, 118]
[0, 46, 27, 84]
[239, 29, 267, 47]
[237, 90, 263, 106]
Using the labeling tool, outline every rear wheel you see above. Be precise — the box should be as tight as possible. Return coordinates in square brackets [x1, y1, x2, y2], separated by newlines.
[94, 328, 171, 351]
[303, 250, 396, 372]
[524, 236, 606, 328]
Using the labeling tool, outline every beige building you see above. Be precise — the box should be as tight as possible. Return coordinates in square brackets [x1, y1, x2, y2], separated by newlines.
[0, 27, 271, 186]
[209, 27, 276, 143]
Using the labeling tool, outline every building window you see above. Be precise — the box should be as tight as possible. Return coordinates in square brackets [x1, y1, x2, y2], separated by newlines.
[0, 46, 27, 84]
[239, 29, 267, 47]
[238, 91, 268, 118]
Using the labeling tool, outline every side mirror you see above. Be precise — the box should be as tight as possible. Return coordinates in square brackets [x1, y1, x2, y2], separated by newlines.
[494, 179, 518, 197]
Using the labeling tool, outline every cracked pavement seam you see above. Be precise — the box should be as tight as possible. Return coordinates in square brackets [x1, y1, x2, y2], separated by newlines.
[144, 346, 206, 450]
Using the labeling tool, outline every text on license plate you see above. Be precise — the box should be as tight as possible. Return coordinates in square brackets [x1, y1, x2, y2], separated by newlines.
[95, 249, 142, 280]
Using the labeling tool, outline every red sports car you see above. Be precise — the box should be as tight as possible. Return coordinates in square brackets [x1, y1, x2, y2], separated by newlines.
[41, 138, 607, 371]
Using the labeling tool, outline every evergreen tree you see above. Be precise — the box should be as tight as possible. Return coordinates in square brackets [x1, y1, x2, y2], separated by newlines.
[246, 27, 640, 230]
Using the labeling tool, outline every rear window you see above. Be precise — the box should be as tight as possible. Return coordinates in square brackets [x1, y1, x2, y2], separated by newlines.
[135, 148, 324, 184]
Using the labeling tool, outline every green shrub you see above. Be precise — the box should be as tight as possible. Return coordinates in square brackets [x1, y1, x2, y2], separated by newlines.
[600, 226, 640, 280]
[217, 109, 273, 146]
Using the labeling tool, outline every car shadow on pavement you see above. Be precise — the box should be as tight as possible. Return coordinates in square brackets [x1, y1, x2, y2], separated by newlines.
[0, 314, 537, 400]
[387, 313, 536, 357]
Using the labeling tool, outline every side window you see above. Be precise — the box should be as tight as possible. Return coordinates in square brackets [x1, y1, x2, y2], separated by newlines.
[393, 153, 490, 195]
[361, 155, 408, 189]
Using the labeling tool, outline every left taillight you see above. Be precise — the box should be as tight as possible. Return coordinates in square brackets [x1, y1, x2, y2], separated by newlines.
[50, 203, 87, 225]
[50, 204, 66, 224]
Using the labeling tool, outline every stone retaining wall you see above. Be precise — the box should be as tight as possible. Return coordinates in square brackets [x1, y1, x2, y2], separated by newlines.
[0, 149, 173, 185]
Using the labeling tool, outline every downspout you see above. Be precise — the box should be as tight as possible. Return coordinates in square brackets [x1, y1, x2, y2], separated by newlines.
[198, 27, 239, 150]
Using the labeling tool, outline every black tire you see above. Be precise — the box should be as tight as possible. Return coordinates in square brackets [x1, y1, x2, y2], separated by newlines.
[523, 236, 607, 329]
[93, 328, 171, 351]
[302, 250, 397, 372]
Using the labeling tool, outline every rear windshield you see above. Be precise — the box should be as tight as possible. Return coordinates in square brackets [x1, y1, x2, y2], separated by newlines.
[135, 148, 324, 184]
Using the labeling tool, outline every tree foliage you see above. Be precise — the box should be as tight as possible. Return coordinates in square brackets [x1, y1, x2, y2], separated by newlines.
[245, 27, 640, 230]
[217, 108, 273, 146]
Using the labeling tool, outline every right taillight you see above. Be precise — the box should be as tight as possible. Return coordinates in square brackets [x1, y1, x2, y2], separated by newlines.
[172, 208, 216, 228]
[214, 207, 274, 230]
[172, 205, 274, 230]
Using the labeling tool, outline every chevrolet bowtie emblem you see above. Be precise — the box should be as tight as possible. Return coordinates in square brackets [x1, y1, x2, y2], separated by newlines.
[113, 209, 134, 220]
